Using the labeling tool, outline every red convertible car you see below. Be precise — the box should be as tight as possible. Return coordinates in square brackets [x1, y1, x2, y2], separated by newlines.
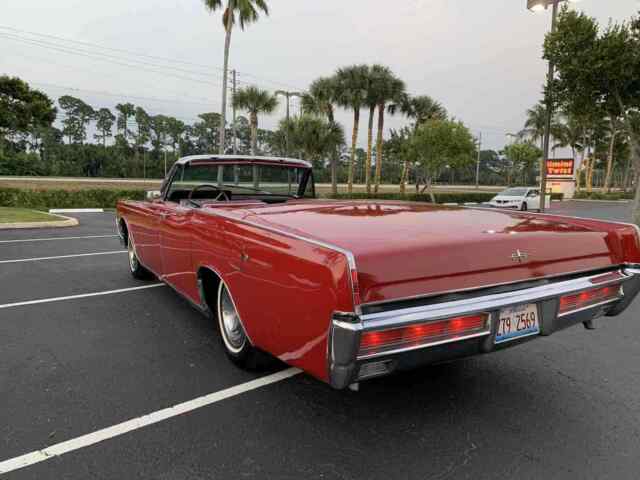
[116, 155, 640, 389]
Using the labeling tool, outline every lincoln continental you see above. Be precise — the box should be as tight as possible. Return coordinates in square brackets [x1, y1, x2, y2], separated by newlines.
[116, 155, 640, 389]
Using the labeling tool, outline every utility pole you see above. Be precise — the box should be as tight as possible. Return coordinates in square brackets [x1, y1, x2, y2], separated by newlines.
[275, 90, 303, 156]
[527, 0, 564, 211]
[475, 131, 482, 189]
[538, 0, 559, 212]
[231, 69, 237, 155]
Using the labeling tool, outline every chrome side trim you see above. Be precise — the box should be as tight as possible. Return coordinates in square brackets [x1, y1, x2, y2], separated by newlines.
[360, 270, 631, 331]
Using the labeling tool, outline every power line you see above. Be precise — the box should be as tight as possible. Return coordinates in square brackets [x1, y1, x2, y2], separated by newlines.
[32, 81, 220, 109]
[0, 33, 225, 89]
[0, 25, 226, 73]
[0, 25, 306, 92]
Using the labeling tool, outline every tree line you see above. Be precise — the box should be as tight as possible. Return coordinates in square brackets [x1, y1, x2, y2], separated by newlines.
[0, 70, 484, 197]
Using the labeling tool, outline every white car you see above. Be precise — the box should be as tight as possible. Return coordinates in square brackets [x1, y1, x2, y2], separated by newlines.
[487, 187, 549, 211]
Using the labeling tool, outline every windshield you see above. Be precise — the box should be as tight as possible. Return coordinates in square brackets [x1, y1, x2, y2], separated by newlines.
[167, 162, 313, 200]
[499, 188, 528, 197]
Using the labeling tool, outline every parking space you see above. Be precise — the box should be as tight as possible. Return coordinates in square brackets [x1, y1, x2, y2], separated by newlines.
[2, 203, 640, 479]
[0, 237, 123, 264]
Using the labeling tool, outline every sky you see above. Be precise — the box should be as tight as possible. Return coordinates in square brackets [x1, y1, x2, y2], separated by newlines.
[1, 0, 639, 152]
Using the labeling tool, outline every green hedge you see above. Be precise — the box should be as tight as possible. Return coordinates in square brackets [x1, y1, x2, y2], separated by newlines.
[327, 192, 497, 204]
[0, 187, 566, 209]
[573, 191, 633, 201]
[0, 188, 145, 209]
[327, 191, 564, 203]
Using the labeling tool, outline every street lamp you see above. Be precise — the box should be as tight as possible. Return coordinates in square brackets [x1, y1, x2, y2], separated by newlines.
[527, 0, 579, 211]
[275, 90, 303, 156]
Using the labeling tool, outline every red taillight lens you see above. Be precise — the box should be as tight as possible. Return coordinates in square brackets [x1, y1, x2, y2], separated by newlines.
[358, 314, 488, 358]
[559, 285, 622, 315]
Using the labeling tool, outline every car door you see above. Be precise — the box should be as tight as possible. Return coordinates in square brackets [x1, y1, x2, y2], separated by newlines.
[527, 189, 541, 210]
[159, 202, 197, 300]
[127, 199, 163, 275]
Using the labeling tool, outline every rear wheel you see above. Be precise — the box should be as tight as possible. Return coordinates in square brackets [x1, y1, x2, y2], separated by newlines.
[128, 233, 153, 279]
[217, 281, 265, 369]
[521, 202, 528, 211]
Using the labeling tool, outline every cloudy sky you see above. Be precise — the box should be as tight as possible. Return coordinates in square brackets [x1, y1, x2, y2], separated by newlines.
[2, 0, 639, 151]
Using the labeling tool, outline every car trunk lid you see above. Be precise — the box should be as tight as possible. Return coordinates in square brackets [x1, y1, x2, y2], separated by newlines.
[213, 200, 630, 304]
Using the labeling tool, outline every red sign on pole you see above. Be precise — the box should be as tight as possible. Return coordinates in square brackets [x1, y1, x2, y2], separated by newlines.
[546, 159, 574, 176]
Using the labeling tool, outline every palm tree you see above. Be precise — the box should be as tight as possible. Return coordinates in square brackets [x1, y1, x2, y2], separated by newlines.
[552, 115, 584, 161]
[363, 66, 380, 195]
[398, 95, 447, 193]
[552, 113, 585, 189]
[281, 115, 344, 164]
[232, 86, 278, 155]
[525, 103, 564, 151]
[301, 76, 340, 194]
[202, 0, 269, 155]
[400, 95, 447, 129]
[335, 65, 369, 193]
[374, 70, 405, 193]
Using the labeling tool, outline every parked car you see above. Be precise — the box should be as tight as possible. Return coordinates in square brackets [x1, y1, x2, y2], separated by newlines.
[487, 187, 550, 211]
[116, 155, 640, 389]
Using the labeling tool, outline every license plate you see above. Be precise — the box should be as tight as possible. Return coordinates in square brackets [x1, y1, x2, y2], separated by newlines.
[495, 303, 540, 344]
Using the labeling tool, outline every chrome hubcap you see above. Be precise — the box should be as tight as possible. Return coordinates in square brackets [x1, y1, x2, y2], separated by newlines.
[219, 286, 246, 352]
[128, 239, 138, 271]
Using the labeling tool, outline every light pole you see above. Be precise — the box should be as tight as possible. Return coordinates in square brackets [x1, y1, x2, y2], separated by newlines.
[527, 0, 579, 211]
[475, 131, 482, 189]
[275, 90, 303, 156]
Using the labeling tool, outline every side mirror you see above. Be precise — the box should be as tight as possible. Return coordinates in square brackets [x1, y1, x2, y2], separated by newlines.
[146, 190, 162, 201]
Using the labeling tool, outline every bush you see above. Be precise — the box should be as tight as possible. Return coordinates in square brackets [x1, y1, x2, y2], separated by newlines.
[0, 188, 145, 209]
[325, 191, 496, 204]
[573, 191, 634, 201]
[550, 192, 564, 201]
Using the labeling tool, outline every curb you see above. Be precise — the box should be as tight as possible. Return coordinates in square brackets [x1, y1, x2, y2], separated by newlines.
[0, 213, 79, 230]
[568, 199, 630, 204]
[49, 208, 105, 213]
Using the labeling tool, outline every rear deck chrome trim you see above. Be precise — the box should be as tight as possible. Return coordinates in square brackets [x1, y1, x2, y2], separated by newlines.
[360, 270, 631, 330]
[359, 266, 624, 309]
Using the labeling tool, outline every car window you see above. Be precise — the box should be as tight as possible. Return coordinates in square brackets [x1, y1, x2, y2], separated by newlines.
[167, 163, 312, 199]
[500, 188, 528, 197]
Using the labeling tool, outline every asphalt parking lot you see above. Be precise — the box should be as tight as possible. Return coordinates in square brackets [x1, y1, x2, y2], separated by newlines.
[2, 202, 640, 480]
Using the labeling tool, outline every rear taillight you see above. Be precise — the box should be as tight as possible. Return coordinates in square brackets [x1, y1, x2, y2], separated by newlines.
[559, 285, 622, 315]
[358, 314, 489, 358]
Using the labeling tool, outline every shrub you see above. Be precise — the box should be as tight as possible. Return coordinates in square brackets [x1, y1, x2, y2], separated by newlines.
[573, 191, 634, 201]
[550, 192, 564, 201]
[0, 188, 145, 209]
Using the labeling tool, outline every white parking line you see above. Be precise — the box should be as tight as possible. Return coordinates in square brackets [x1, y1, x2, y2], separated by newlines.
[0, 234, 118, 244]
[0, 250, 125, 265]
[0, 367, 301, 475]
[0, 284, 165, 309]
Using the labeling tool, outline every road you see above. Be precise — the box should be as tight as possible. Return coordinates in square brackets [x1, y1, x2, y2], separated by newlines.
[1, 201, 639, 479]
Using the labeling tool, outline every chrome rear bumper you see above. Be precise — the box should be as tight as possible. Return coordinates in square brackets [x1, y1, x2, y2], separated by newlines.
[328, 267, 640, 389]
